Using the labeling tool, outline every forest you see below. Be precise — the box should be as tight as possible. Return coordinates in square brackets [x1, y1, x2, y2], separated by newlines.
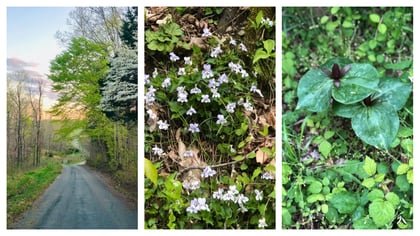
[7, 7, 138, 226]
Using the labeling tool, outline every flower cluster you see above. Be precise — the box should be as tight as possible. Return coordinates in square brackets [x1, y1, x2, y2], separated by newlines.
[212, 185, 249, 212]
[260, 17, 274, 27]
[201, 166, 216, 178]
[186, 198, 210, 213]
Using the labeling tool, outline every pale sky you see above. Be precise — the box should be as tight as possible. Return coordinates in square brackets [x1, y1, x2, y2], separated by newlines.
[7, 7, 73, 75]
[7, 7, 74, 109]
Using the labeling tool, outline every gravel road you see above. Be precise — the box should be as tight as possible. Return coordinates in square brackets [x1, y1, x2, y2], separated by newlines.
[12, 164, 137, 229]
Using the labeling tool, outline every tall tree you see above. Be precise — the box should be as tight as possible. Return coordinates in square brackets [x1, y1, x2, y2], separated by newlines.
[99, 47, 138, 122]
[29, 80, 43, 167]
[56, 7, 124, 49]
[120, 7, 138, 49]
[50, 37, 109, 122]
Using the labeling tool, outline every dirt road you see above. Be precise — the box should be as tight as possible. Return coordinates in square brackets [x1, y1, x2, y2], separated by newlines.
[12, 164, 137, 229]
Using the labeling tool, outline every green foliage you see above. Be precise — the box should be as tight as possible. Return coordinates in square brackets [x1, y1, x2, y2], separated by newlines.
[144, 158, 158, 185]
[7, 164, 62, 227]
[297, 57, 412, 150]
[145, 21, 189, 53]
[283, 9, 413, 228]
[145, 7, 275, 229]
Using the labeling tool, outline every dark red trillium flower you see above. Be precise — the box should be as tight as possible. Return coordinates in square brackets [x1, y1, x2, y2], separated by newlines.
[322, 63, 351, 87]
[363, 96, 376, 107]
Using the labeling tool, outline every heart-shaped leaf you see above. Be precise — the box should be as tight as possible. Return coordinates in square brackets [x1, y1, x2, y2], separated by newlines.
[330, 192, 358, 214]
[296, 69, 333, 112]
[372, 77, 412, 111]
[332, 63, 379, 104]
[352, 102, 399, 150]
[369, 200, 395, 227]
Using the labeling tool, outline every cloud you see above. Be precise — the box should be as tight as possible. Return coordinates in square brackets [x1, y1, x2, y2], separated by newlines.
[7, 57, 58, 109]
[7, 57, 39, 72]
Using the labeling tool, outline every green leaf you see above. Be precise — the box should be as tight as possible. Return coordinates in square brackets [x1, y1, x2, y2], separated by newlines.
[362, 178, 375, 189]
[282, 208, 292, 226]
[372, 77, 412, 111]
[332, 63, 379, 104]
[368, 40, 377, 49]
[400, 139, 413, 154]
[342, 19, 353, 28]
[234, 155, 245, 161]
[397, 126, 413, 138]
[378, 23, 387, 34]
[369, 200, 395, 227]
[331, 7, 340, 15]
[353, 217, 377, 229]
[368, 188, 384, 202]
[374, 173, 385, 182]
[253, 48, 269, 64]
[256, 10, 264, 26]
[385, 192, 400, 207]
[320, 16, 329, 24]
[384, 60, 412, 70]
[319, 140, 332, 157]
[326, 21, 339, 31]
[296, 69, 333, 112]
[369, 13, 381, 23]
[397, 163, 410, 175]
[396, 175, 410, 191]
[333, 102, 364, 118]
[363, 156, 377, 176]
[330, 192, 358, 214]
[324, 131, 335, 139]
[352, 103, 399, 150]
[407, 170, 413, 184]
[144, 158, 158, 185]
[263, 39, 275, 53]
[307, 193, 325, 203]
[321, 204, 329, 214]
[308, 181, 323, 194]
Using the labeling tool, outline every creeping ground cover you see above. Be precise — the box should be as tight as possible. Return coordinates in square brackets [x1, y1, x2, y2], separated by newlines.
[282, 7, 413, 229]
[144, 7, 275, 229]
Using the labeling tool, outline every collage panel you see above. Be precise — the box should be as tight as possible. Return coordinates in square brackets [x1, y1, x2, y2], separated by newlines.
[282, 7, 413, 229]
[6, 7, 138, 229]
[144, 6, 276, 229]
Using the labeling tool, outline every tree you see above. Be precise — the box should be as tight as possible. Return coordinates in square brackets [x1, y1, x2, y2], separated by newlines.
[50, 37, 109, 121]
[99, 47, 138, 122]
[29, 80, 43, 167]
[56, 7, 124, 49]
[120, 7, 138, 49]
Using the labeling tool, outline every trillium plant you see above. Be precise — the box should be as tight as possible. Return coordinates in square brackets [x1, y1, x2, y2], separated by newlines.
[297, 57, 412, 150]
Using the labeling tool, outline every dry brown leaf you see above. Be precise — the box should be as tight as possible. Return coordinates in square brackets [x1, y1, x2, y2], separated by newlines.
[189, 36, 207, 50]
[256, 148, 268, 164]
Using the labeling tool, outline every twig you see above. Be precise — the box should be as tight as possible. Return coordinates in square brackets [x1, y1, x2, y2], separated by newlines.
[175, 159, 242, 180]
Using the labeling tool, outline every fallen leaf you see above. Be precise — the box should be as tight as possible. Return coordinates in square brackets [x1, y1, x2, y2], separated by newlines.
[256, 148, 268, 164]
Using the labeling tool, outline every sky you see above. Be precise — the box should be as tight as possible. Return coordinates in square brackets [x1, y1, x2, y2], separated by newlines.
[7, 7, 74, 108]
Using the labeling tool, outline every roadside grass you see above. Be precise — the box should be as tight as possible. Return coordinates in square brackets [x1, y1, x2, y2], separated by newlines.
[7, 163, 62, 227]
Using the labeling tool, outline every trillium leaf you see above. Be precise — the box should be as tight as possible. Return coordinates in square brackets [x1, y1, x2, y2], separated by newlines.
[332, 64, 379, 104]
[333, 102, 364, 118]
[352, 102, 399, 150]
[372, 77, 412, 111]
[296, 69, 333, 112]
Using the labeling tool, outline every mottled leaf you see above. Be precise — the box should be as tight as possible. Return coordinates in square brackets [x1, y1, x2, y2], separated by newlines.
[372, 77, 412, 111]
[332, 63, 379, 104]
[352, 103, 399, 150]
[296, 69, 333, 112]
